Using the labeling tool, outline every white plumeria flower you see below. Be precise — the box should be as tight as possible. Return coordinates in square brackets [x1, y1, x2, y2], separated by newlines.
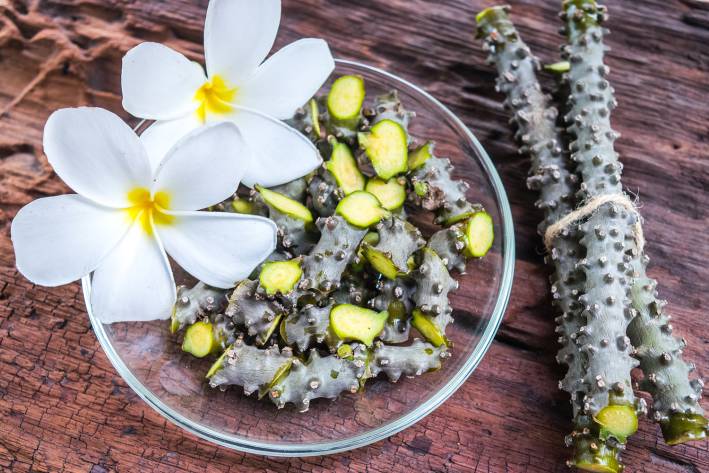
[121, 0, 335, 187]
[11, 107, 277, 324]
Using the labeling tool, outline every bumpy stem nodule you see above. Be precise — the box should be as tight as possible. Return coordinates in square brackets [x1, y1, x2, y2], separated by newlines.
[476, 5, 622, 470]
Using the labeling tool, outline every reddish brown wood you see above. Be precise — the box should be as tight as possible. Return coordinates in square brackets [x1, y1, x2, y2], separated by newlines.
[0, 0, 707, 471]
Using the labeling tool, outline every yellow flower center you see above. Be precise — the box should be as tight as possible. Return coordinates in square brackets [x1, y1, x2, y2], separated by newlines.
[194, 74, 238, 123]
[126, 188, 174, 235]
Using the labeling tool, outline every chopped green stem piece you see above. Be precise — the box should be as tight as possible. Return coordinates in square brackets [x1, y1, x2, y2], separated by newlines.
[301, 216, 367, 293]
[288, 99, 324, 142]
[309, 98, 321, 137]
[371, 339, 448, 382]
[336, 191, 390, 228]
[413, 248, 458, 318]
[544, 61, 570, 73]
[329, 304, 387, 346]
[411, 309, 448, 347]
[364, 216, 425, 279]
[365, 177, 407, 210]
[259, 259, 303, 296]
[594, 405, 638, 443]
[327, 75, 366, 129]
[260, 358, 295, 400]
[363, 231, 380, 246]
[268, 346, 369, 411]
[281, 303, 335, 352]
[208, 338, 293, 397]
[428, 224, 467, 273]
[231, 197, 255, 214]
[661, 413, 708, 446]
[408, 141, 434, 170]
[226, 280, 287, 345]
[570, 438, 623, 473]
[182, 321, 219, 358]
[413, 181, 428, 197]
[206, 349, 229, 379]
[325, 140, 366, 195]
[170, 308, 181, 334]
[256, 185, 313, 223]
[464, 212, 494, 257]
[408, 155, 479, 225]
[337, 344, 354, 360]
[358, 119, 408, 179]
[363, 245, 400, 280]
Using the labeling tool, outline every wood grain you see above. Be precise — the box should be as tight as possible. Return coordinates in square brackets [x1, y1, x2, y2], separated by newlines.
[0, 0, 707, 471]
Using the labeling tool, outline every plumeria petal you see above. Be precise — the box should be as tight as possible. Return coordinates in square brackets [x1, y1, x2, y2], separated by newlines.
[222, 106, 321, 187]
[91, 218, 175, 323]
[11, 195, 131, 287]
[140, 115, 203, 173]
[158, 211, 277, 289]
[122, 42, 207, 120]
[239, 39, 335, 119]
[151, 122, 249, 211]
[44, 108, 152, 208]
[204, 0, 281, 82]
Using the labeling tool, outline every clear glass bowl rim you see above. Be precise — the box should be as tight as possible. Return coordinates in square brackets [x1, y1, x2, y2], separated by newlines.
[82, 58, 515, 457]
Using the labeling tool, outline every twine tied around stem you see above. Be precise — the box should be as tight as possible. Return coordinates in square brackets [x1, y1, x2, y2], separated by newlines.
[543, 193, 644, 252]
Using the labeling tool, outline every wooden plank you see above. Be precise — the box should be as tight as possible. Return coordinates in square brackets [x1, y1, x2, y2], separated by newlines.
[0, 0, 707, 471]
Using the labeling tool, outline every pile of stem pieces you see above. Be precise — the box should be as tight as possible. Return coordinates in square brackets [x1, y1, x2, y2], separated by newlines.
[476, 1, 706, 471]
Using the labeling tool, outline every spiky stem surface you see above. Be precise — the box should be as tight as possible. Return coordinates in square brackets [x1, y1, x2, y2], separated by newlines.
[225, 280, 285, 345]
[562, 2, 642, 454]
[562, 0, 705, 445]
[208, 338, 293, 397]
[371, 339, 449, 381]
[628, 260, 707, 442]
[368, 277, 414, 344]
[172, 282, 228, 333]
[476, 1, 585, 411]
[301, 216, 368, 293]
[476, 5, 618, 469]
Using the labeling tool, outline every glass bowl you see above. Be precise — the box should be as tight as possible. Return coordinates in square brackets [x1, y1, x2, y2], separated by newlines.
[82, 59, 515, 456]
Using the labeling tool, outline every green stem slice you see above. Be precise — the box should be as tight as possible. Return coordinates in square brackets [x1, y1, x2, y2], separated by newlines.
[325, 140, 366, 195]
[336, 191, 390, 228]
[327, 75, 366, 128]
[308, 98, 322, 137]
[206, 348, 229, 379]
[571, 438, 623, 473]
[259, 259, 303, 296]
[544, 61, 571, 74]
[362, 244, 401, 280]
[329, 304, 388, 346]
[358, 119, 408, 179]
[661, 413, 708, 446]
[182, 321, 220, 358]
[408, 141, 434, 170]
[411, 309, 449, 347]
[464, 211, 494, 257]
[256, 185, 313, 223]
[594, 405, 638, 444]
[365, 177, 407, 211]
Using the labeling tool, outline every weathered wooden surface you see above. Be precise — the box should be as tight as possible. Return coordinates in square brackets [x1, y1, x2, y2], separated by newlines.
[0, 0, 707, 471]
